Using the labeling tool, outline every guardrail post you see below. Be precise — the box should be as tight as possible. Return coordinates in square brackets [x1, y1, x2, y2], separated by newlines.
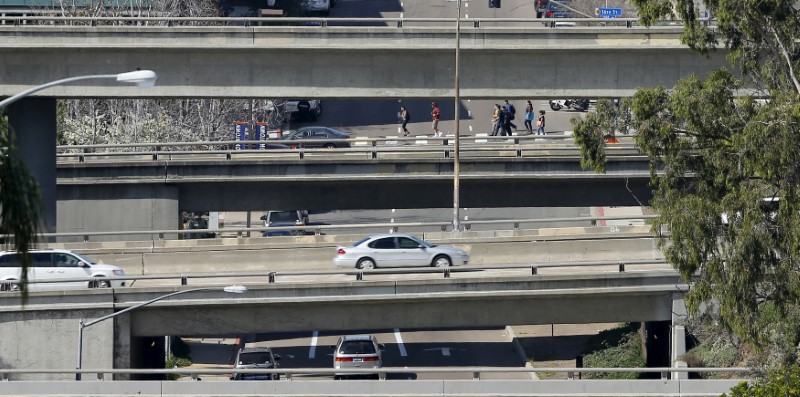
[321, 19, 328, 27]
[661, 370, 668, 379]
[268, 272, 276, 283]
[464, 223, 471, 231]
[626, 20, 633, 28]
[396, 20, 402, 28]
[79, 154, 85, 162]
[180, 276, 188, 286]
[96, 372, 105, 381]
[286, 373, 293, 381]
[442, 138, 448, 146]
[356, 272, 363, 281]
[158, 233, 164, 240]
[567, 371, 574, 380]
[531, 266, 538, 275]
[226, 152, 232, 160]
[472, 371, 480, 380]
[1, 371, 8, 381]
[191, 373, 199, 381]
[379, 371, 386, 380]
[441, 225, 447, 232]
[83, 235, 89, 242]
[371, 147, 377, 159]
[473, 20, 480, 28]
[444, 268, 451, 278]
[516, 148, 522, 158]
[618, 262, 626, 272]
[299, 149, 304, 159]
[513, 222, 520, 230]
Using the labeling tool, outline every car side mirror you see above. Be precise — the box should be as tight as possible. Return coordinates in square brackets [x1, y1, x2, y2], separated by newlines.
[259, 215, 267, 221]
[274, 354, 282, 360]
[80, 261, 90, 268]
[418, 245, 426, 249]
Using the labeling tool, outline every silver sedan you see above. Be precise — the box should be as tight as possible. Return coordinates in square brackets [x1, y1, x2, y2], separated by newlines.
[333, 234, 469, 269]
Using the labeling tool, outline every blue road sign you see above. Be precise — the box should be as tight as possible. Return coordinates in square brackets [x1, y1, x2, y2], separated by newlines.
[597, 7, 622, 18]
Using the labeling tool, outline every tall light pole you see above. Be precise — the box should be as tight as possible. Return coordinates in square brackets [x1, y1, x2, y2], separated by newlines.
[76, 285, 247, 380]
[452, 0, 463, 232]
[0, 70, 157, 109]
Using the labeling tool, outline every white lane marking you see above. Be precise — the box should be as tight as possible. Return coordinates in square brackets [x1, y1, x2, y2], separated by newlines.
[442, 347, 451, 356]
[465, 13, 469, 18]
[394, 328, 407, 357]
[468, 125, 473, 132]
[309, 331, 319, 359]
[467, 110, 471, 117]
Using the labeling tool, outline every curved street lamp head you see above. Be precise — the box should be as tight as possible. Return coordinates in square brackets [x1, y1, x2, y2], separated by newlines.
[116, 70, 157, 88]
[223, 285, 248, 294]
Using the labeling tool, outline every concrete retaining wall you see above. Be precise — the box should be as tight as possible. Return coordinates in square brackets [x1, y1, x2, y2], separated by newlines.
[42, 226, 663, 275]
[0, 379, 745, 396]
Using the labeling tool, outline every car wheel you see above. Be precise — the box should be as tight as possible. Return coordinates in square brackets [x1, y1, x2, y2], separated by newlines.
[357, 258, 376, 270]
[97, 279, 111, 288]
[550, 102, 562, 111]
[324, 143, 336, 149]
[432, 255, 452, 268]
[1, 280, 20, 292]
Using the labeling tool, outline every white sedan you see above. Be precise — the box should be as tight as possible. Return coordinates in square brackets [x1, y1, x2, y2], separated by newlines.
[333, 234, 469, 269]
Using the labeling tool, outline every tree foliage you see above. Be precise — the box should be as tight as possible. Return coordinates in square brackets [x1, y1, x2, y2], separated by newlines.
[0, 113, 42, 296]
[726, 364, 800, 397]
[573, 0, 800, 366]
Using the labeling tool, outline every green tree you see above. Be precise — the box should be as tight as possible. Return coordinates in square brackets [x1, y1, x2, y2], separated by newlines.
[0, 112, 42, 296]
[725, 364, 800, 397]
[573, 0, 800, 365]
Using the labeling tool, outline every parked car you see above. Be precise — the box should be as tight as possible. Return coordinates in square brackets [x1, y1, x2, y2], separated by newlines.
[333, 234, 470, 269]
[0, 249, 126, 292]
[231, 347, 281, 380]
[284, 99, 322, 121]
[260, 210, 310, 237]
[281, 126, 351, 148]
[333, 335, 383, 380]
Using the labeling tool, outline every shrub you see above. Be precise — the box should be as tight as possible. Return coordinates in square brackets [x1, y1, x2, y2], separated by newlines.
[582, 324, 645, 379]
[725, 364, 800, 397]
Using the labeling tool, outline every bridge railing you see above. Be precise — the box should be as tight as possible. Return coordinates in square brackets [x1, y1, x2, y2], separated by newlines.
[1, 259, 671, 290]
[0, 366, 752, 381]
[55, 136, 639, 162]
[37, 214, 657, 242]
[0, 15, 689, 28]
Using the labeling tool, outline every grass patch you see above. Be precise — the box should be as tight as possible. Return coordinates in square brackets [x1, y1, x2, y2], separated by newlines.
[582, 323, 645, 379]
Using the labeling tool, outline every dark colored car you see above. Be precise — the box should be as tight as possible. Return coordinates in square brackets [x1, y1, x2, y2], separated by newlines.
[542, 0, 574, 19]
[281, 127, 351, 148]
[231, 347, 281, 380]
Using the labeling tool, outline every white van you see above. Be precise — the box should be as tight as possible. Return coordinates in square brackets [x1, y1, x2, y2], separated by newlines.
[0, 249, 126, 292]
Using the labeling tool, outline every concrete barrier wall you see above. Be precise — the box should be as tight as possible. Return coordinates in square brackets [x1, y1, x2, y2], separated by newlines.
[0, 379, 743, 396]
[42, 227, 663, 275]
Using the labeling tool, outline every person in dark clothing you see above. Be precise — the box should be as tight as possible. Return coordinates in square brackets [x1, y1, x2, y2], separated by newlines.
[504, 100, 517, 131]
[497, 107, 508, 136]
[400, 105, 411, 136]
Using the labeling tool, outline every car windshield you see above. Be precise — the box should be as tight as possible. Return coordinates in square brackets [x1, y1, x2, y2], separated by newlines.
[339, 341, 376, 355]
[238, 352, 272, 365]
[270, 212, 300, 223]
[70, 252, 95, 265]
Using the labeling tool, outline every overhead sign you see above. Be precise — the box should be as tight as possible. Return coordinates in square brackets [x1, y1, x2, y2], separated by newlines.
[596, 7, 622, 18]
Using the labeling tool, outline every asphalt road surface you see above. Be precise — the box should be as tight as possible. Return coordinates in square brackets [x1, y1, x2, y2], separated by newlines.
[184, 327, 531, 381]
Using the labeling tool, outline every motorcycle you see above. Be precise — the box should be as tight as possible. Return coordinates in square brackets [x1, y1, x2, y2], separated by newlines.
[549, 99, 590, 112]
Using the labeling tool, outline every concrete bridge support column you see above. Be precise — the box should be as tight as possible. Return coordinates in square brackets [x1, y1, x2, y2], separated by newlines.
[5, 97, 57, 233]
[671, 297, 689, 379]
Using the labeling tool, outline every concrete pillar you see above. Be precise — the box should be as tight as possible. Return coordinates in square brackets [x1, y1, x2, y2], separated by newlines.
[671, 297, 689, 368]
[5, 97, 57, 233]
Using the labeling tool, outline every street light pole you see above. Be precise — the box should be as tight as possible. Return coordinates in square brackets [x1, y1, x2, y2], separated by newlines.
[75, 285, 247, 380]
[0, 70, 157, 109]
[452, 0, 462, 232]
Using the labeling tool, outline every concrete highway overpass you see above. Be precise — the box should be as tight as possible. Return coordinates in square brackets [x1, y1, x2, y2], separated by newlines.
[0, 22, 730, 99]
[0, 271, 686, 378]
[55, 149, 656, 234]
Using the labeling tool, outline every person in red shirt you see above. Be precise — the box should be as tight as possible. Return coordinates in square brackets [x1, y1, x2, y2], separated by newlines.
[431, 102, 441, 137]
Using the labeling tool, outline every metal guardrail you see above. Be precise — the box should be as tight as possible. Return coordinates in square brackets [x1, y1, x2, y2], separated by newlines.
[38, 215, 656, 241]
[4, 259, 671, 289]
[0, 366, 751, 381]
[55, 136, 637, 162]
[0, 15, 683, 28]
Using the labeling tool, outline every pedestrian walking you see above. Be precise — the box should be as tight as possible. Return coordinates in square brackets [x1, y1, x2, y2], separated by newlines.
[536, 110, 546, 135]
[400, 105, 411, 136]
[497, 106, 508, 136]
[490, 104, 501, 136]
[524, 100, 535, 134]
[504, 100, 517, 131]
[431, 102, 441, 137]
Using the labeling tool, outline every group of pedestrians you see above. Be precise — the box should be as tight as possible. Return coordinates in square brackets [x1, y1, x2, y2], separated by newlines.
[400, 100, 546, 138]
[491, 100, 545, 136]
